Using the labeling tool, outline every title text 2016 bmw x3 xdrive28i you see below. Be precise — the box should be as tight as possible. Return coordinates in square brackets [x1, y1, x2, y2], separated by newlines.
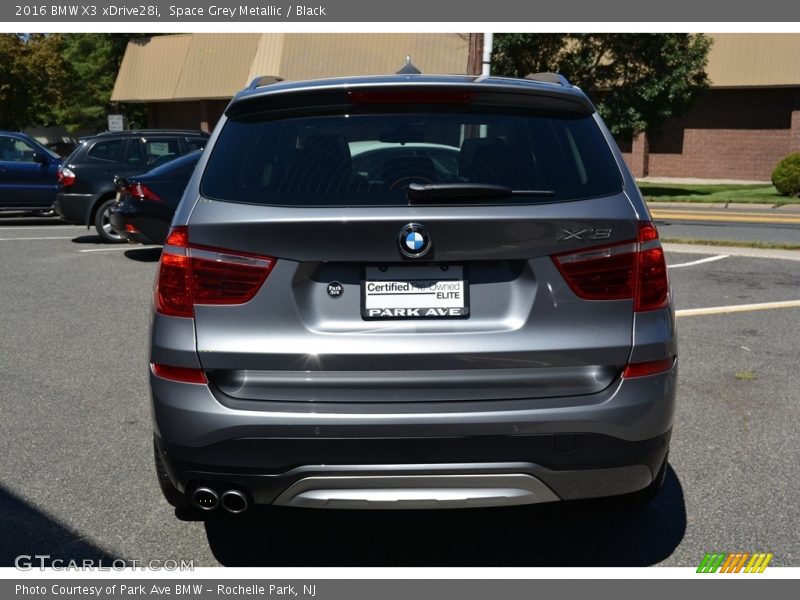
[149, 73, 676, 515]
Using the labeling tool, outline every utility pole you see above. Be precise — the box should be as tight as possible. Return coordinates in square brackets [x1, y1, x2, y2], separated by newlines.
[482, 33, 493, 76]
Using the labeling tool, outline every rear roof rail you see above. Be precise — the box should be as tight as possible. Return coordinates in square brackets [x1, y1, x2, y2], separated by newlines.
[94, 129, 208, 137]
[525, 73, 572, 87]
[248, 75, 285, 90]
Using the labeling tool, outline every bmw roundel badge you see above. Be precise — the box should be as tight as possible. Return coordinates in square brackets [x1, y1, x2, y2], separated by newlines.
[398, 223, 431, 258]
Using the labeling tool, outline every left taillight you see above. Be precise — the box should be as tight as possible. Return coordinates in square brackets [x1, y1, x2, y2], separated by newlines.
[57, 165, 75, 187]
[154, 226, 276, 318]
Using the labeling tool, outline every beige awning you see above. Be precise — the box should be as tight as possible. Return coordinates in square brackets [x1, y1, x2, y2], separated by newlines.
[707, 33, 800, 87]
[112, 33, 472, 103]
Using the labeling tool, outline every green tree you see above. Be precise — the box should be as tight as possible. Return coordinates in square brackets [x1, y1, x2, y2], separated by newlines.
[21, 33, 68, 127]
[0, 34, 34, 129]
[492, 33, 711, 138]
[0, 33, 148, 133]
[52, 33, 147, 132]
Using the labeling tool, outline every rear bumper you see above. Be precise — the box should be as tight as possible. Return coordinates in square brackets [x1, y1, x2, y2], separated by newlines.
[155, 431, 670, 507]
[151, 362, 676, 507]
[55, 193, 92, 224]
[109, 202, 170, 245]
[108, 211, 156, 244]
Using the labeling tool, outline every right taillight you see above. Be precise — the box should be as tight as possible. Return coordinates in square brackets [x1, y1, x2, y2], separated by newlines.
[58, 165, 75, 187]
[154, 226, 276, 318]
[634, 222, 669, 311]
[552, 221, 669, 311]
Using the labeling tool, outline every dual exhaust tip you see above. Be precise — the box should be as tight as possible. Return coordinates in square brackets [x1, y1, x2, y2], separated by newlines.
[192, 487, 248, 514]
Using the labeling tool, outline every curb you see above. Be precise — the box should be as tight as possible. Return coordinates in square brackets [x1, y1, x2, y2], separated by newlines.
[647, 201, 800, 212]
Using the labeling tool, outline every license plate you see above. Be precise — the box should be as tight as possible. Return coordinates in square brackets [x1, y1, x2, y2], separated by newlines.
[361, 265, 469, 320]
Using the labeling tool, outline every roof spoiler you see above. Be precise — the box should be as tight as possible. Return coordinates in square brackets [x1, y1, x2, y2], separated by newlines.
[247, 75, 285, 90]
[525, 73, 572, 87]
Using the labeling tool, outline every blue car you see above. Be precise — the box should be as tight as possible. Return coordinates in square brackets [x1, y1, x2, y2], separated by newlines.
[0, 131, 62, 213]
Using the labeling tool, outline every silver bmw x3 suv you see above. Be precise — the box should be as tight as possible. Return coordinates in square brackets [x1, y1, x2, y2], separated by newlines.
[149, 73, 677, 515]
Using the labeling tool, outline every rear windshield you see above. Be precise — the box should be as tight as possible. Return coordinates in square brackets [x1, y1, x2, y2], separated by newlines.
[201, 109, 622, 206]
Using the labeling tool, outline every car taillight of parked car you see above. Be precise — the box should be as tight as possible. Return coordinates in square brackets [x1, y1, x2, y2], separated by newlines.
[552, 221, 669, 312]
[127, 182, 163, 202]
[57, 166, 75, 187]
[154, 226, 277, 318]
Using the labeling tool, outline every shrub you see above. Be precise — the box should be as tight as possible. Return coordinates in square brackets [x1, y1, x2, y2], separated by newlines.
[772, 152, 800, 196]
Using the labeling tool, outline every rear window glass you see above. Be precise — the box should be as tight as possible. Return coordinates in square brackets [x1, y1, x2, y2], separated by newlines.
[87, 139, 124, 162]
[201, 110, 622, 206]
[184, 137, 207, 152]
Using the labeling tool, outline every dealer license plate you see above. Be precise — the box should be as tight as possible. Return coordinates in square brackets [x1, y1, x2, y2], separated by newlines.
[361, 265, 468, 320]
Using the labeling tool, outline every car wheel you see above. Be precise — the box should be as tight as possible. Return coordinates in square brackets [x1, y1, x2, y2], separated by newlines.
[153, 439, 192, 511]
[94, 198, 125, 243]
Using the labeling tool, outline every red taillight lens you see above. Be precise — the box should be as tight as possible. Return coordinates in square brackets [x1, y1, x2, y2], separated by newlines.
[190, 246, 274, 305]
[156, 249, 193, 317]
[58, 166, 75, 187]
[552, 242, 637, 300]
[164, 226, 188, 248]
[552, 221, 669, 312]
[635, 222, 669, 312]
[622, 357, 675, 378]
[154, 226, 276, 318]
[126, 182, 162, 202]
[151, 363, 207, 384]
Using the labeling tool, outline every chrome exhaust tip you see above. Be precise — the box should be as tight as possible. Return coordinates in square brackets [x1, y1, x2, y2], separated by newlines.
[220, 489, 248, 514]
[192, 487, 219, 511]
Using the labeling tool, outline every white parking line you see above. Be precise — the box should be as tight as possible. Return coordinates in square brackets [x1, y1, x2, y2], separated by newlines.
[676, 299, 800, 317]
[668, 254, 729, 269]
[78, 246, 159, 253]
[664, 243, 800, 262]
[0, 236, 74, 241]
[0, 226, 84, 230]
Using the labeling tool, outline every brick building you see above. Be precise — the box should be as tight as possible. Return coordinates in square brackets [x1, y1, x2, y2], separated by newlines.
[621, 34, 800, 182]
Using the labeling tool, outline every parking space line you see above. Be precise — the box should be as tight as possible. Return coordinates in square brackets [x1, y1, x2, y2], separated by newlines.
[663, 243, 800, 262]
[668, 254, 729, 269]
[0, 236, 74, 241]
[676, 299, 800, 317]
[78, 246, 159, 253]
[0, 226, 84, 230]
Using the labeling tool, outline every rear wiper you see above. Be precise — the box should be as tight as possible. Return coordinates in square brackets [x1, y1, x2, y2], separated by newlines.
[406, 183, 554, 204]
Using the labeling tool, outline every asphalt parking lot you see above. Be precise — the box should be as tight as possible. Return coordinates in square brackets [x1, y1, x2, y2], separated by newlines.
[0, 217, 798, 567]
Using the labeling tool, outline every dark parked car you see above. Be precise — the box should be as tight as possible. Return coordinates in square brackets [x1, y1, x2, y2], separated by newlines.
[0, 131, 62, 214]
[150, 73, 676, 516]
[55, 129, 208, 242]
[110, 150, 202, 245]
